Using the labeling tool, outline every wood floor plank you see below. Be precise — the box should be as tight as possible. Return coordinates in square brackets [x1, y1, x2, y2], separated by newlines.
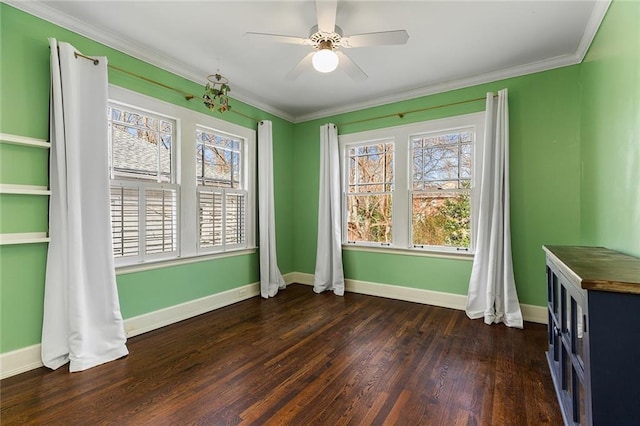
[0, 284, 561, 425]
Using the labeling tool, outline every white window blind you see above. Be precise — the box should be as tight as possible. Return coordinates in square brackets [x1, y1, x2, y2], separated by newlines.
[110, 185, 139, 257]
[110, 181, 178, 261]
[145, 186, 177, 255]
[198, 189, 223, 249]
[196, 127, 248, 253]
[225, 191, 246, 246]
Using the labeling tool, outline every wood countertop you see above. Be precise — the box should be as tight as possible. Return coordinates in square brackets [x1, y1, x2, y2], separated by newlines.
[543, 245, 640, 294]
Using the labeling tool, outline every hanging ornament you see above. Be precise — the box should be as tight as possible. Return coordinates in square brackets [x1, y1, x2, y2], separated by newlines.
[203, 73, 231, 113]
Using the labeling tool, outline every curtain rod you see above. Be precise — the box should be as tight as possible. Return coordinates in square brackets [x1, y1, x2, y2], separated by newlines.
[74, 51, 99, 65]
[74, 51, 497, 127]
[337, 95, 496, 127]
[73, 51, 260, 123]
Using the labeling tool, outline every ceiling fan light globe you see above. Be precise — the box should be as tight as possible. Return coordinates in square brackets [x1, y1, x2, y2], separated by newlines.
[312, 49, 339, 73]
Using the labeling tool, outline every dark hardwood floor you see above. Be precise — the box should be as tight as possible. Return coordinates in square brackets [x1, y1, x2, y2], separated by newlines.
[1, 284, 561, 425]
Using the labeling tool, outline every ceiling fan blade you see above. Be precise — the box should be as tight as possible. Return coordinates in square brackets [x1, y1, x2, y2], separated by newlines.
[316, 0, 337, 33]
[341, 30, 409, 48]
[244, 32, 312, 45]
[285, 52, 315, 80]
[336, 51, 367, 81]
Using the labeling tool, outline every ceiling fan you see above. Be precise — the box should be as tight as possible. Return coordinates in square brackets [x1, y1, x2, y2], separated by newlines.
[244, 0, 409, 80]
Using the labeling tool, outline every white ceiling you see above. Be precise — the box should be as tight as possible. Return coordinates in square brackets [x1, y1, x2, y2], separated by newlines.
[11, 0, 609, 122]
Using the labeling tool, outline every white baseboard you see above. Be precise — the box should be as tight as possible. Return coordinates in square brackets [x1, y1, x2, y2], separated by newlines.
[0, 282, 260, 380]
[520, 304, 549, 324]
[283, 271, 313, 286]
[0, 344, 43, 380]
[1, 275, 546, 379]
[285, 272, 547, 325]
[124, 281, 259, 338]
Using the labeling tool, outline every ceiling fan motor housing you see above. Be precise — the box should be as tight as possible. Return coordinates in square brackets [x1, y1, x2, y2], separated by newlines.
[309, 25, 343, 50]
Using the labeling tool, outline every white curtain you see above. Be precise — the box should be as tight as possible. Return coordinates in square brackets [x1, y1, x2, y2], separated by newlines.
[258, 120, 286, 298]
[313, 123, 345, 296]
[42, 39, 128, 372]
[466, 89, 523, 328]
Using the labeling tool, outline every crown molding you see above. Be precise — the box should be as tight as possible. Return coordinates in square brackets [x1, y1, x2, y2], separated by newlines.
[294, 52, 583, 123]
[575, 0, 611, 62]
[292, 0, 611, 122]
[4, 0, 295, 123]
[5, 0, 609, 125]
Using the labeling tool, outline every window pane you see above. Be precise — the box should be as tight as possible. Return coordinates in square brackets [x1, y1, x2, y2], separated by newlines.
[412, 191, 470, 249]
[199, 190, 223, 248]
[110, 186, 139, 257]
[109, 106, 174, 182]
[346, 194, 392, 243]
[349, 157, 356, 186]
[357, 155, 386, 183]
[413, 147, 423, 183]
[197, 128, 243, 189]
[112, 124, 158, 179]
[423, 145, 459, 181]
[348, 142, 393, 191]
[159, 134, 172, 183]
[196, 142, 204, 180]
[419, 132, 460, 147]
[231, 151, 240, 188]
[160, 120, 172, 133]
[460, 143, 472, 179]
[145, 188, 177, 254]
[213, 146, 232, 186]
[412, 130, 474, 208]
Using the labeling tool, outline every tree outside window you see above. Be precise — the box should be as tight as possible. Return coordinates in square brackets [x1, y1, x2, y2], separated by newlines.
[346, 142, 394, 244]
[411, 130, 472, 250]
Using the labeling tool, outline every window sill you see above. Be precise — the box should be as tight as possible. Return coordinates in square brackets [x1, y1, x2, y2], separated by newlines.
[115, 247, 257, 275]
[342, 244, 474, 261]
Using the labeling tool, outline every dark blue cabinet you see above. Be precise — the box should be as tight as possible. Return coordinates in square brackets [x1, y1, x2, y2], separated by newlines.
[544, 246, 640, 426]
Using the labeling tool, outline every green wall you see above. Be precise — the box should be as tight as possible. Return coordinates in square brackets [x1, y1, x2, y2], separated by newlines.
[1, 0, 638, 357]
[579, 0, 640, 257]
[293, 66, 583, 306]
[0, 4, 295, 353]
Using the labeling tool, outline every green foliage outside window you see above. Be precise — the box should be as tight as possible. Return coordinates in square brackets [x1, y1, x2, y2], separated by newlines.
[412, 192, 470, 249]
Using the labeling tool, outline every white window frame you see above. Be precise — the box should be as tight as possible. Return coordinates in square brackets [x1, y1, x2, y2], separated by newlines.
[108, 100, 180, 266]
[410, 127, 475, 253]
[342, 138, 395, 248]
[108, 85, 256, 268]
[195, 125, 249, 254]
[339, 112, 484, 256]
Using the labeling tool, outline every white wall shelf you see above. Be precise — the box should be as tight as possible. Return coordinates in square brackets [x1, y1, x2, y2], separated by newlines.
[0, 184, 51, 195]
[0, 133, 50, 149]
[0, 232, 50, 245]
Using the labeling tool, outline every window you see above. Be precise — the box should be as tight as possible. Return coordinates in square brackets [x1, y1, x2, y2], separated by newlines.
[196, 127, 247, 252]
[345, 142, 394, 244]
[108, 103, 178, 263]
[411, 129, 473, 250]
[340, 112, 484, 254]
[108, 85, 256, 267]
